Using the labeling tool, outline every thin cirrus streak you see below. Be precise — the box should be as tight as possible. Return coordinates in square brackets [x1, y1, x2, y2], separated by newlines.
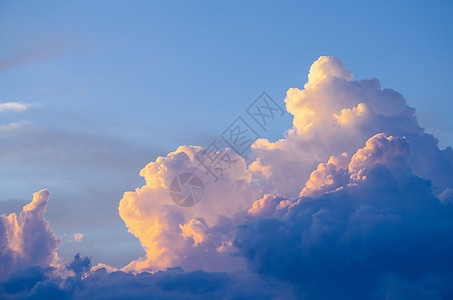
[0, 40, 69, 72]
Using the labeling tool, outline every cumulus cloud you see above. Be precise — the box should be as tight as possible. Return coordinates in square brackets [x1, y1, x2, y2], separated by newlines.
[247, 194, 291, 219]
[0, 189, 60, 279]
[300, 133, 410, 197]
[0, 102, 30, 113]
[237, 133, 453, 299]
[118, 146, 260, 273]
[249, 56, 453, 196]
[67, 253, 90, 277]
[111, 56, 453, 297]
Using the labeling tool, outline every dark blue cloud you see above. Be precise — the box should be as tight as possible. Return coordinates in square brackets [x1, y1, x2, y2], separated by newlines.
[236, 164, 453, 299]
[1, 266, 53, 295]
[0, 255, 295, 299]
[66, 254, 90, 278]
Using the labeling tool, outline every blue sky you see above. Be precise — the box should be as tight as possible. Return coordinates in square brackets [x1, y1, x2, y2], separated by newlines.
[1, 0, 453, 270]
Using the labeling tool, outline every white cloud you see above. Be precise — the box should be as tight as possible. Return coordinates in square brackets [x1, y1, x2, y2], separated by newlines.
[0, 102, 30, 113]
[249, 56, 453, 196]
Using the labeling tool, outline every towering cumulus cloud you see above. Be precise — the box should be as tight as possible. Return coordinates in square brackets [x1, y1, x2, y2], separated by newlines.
[0, 189, 60, 279]
[250, 56, 453, 196]
[1, 56, 453, 299]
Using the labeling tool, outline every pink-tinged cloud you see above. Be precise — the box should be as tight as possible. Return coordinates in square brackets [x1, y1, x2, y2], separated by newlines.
[301, 133, 410, 197]
[249, 56, 453, 196]
[73, 233, 84, 243]
[118, 146, 260, 273]
[0, 189, 60, 279]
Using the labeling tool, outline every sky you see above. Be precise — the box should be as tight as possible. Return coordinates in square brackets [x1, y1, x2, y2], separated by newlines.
[1, 1, 453, 299]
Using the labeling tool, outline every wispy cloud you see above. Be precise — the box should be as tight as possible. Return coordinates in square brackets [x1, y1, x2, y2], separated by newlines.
[0, 121, 31, 132]
[0, 40, 69, 72]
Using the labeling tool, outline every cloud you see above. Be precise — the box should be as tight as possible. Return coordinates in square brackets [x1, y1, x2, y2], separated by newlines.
[0, 189, 60, 279]
[0, 265, 56, 296]
[0, 121, 32, 133]
[0, 102, 34, 137]
[67, 253, 90, 277]
[0, 102, 30, 113]
[118, 146, 260, 273]
[179, 218, 209, 247]
[73, 233, 84, 243]
[1, 259, 296, 300]
[247, 194, 291, 219]
[0, 40, 68, 72]
[236, 133, 453, 299]
[249, 56, 453, 196]
[300, 133, 410, 197]
[0, 199, 28, 215]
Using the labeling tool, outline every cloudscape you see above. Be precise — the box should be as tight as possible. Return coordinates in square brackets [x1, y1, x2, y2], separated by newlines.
[2, 55, 453, 299]
[1, 1, 453, 299]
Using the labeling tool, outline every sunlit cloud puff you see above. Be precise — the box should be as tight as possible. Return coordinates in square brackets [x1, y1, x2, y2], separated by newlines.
[0, 102, 30, 113]
[73, 233, 84, 243]
[1, 56, 453, 299]
[118, 146, 260, 273]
